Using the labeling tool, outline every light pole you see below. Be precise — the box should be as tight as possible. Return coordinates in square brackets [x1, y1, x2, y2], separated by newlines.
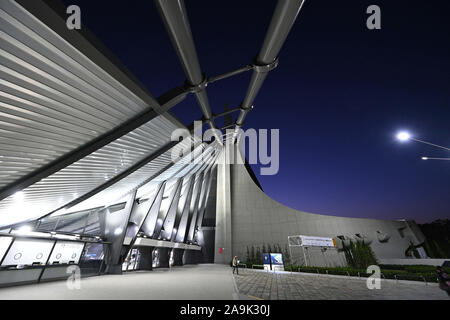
[396, 131, 450, 151]
[421, 157, 450, 161]
[396, 131, 449, 161]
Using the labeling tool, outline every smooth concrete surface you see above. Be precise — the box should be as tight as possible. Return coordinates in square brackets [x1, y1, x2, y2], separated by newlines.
[228, 145, 426, 266]
[0, 264, 240, 300]
[214, 150, 233, 264]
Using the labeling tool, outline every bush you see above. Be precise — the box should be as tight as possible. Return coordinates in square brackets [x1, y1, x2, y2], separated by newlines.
[282, 264, 441, 283]
[342, 240, 378, 269]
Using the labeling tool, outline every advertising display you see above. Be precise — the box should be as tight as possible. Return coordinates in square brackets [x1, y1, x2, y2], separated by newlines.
[262, 253, 270, 271]
[270, 253, 284, 271]
[48, 241, 84, 265]
[270, 253, 283, 265]
[1, 238, 54, 267]
[300, 235, 336, 247]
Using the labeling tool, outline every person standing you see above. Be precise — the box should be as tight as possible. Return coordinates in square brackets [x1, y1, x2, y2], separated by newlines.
[232, 256, 239, 275]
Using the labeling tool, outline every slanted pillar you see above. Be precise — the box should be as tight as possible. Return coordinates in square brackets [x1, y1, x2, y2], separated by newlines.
[155, 247, 170, 268]
[137, 246, 154, 270]
[172, 248, 184, 266]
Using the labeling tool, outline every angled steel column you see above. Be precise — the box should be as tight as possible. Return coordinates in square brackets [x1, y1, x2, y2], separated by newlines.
[155, 178, 183, 239]
[170, 175, 195, 242]
[140, 144, 211, 238]
[189, 166, 212, 243]
[103, 190, 137, 274]
[140, 181, 166, 237]
[125, 181, 165, 247]
[183, 152, 217, 242]
[185, 171, 204, 243]
[174, 153, 216, 243]
[159, 150, 214, 239]
[154, 0, 222, 143]
[195, 162, 215, 234]
[233, 0, 305, 139]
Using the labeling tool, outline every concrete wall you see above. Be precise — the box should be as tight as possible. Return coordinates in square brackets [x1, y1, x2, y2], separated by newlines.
[222, 147, 426, 267]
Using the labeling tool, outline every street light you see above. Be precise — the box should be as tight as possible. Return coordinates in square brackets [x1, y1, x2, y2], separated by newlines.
[395, 131, 450, 151]
[421, 157, 450, 161]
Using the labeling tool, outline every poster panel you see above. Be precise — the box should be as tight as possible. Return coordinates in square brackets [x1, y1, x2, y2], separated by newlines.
[1, 238, 54, 266]
[300, 235, 336, 247]
[270, 253, 283, 265]
[0, 236, 13, 263]
[48, 241, 84, 265]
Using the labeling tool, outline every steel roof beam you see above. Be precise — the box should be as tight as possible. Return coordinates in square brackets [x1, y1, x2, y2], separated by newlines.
[154, 0, 222, 143]
[233, 0, 306, 139]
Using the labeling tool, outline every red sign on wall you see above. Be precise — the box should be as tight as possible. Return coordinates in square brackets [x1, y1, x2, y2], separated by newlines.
[218, 247, 223, 254]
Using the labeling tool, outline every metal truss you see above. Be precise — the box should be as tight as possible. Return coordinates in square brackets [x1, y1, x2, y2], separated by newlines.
[0, 0, 306, 271]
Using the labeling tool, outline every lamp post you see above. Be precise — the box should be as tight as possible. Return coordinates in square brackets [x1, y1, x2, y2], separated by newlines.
[421, 157, 450, 161]
[396, 131, 449, 161]
[396, 131, 450, 151]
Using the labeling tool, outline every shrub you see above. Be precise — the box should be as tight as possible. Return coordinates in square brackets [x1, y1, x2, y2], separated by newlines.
[282, 264, 442, 283]
[342, 240, 378, 269]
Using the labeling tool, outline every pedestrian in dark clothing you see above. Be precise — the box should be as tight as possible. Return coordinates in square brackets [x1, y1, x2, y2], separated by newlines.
[232, 256, 239, 275]
[436, 266, 450, 298]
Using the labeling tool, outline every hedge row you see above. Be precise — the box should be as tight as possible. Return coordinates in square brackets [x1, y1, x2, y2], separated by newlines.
[281, 265, 446, 283]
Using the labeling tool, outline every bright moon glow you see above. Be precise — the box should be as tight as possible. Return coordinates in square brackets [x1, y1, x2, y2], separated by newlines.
[396, 131, 411, 141]
[421, 157, 428, 160]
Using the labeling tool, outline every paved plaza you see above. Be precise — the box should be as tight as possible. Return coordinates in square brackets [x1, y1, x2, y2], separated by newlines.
[0, 264, 241, 300]
[0, 265, 448, 300]
[233, 269, 449, 300]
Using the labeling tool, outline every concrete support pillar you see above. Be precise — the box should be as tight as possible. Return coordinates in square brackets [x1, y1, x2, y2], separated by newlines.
[172, 249, 184, 266]
[155, 247, 170, 268]
[214, 149, 232, 264]
[137, 246, 154, 271]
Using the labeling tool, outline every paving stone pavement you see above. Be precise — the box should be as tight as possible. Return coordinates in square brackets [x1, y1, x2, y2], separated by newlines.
[233, 269, 449, 300]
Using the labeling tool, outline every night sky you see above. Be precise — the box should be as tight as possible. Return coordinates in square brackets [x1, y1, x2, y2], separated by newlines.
[61, 0, 449, 223]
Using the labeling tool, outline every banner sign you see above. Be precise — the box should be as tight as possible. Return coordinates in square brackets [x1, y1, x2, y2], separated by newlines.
[270, 253, 283, 266]
[300, 235, 336, 247]
[262, 253, 270, 265]
[262, 253, 271, 271]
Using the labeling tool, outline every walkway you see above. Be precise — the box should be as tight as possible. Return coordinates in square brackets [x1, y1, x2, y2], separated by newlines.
[0, 264, 239, 300]
[234, 269, 449, 300]
[1, 265, 447, 300]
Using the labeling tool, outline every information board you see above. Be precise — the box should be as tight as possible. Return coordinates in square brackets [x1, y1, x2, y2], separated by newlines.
[300, 235, 336, 247]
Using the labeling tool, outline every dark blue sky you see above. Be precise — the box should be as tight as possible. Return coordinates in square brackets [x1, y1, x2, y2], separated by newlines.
[62, 0, 449, 223]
